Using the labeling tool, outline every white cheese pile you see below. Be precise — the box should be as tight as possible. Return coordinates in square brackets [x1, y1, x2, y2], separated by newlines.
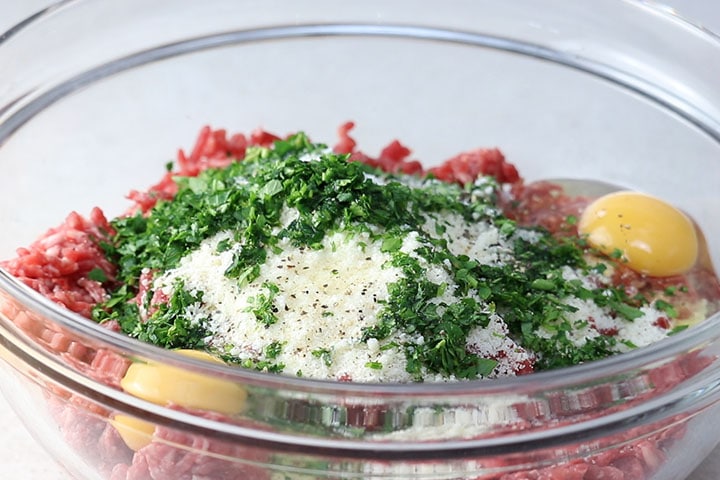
[158, 227, 411, 382]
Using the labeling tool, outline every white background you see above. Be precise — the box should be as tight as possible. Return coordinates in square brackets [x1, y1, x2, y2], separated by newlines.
[1, 1, 719, 479]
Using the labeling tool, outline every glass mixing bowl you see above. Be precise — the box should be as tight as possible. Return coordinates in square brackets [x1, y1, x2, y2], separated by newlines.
[1, 1, 720, 479]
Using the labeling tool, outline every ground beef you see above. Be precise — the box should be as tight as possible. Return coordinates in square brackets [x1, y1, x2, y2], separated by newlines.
[1, 124, 717, 480]
[1, 208, 115, 317]
[504, 180, 588, 235]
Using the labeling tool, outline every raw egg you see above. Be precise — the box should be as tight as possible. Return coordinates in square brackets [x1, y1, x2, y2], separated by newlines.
[115, 349, 246, 450]
[578, 191, 698, 277]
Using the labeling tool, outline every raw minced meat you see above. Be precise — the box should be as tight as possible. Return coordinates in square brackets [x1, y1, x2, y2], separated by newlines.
[2, 123, 719, 480]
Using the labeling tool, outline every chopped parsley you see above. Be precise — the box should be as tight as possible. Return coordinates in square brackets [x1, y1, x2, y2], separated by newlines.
[87, 267, 108, 283]
[132, 279, 209, 349]
[91, 133, 680, 381]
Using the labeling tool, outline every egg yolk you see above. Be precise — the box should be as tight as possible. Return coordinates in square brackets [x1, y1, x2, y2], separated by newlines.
[578, 191, 698, 277]
[114, 349, 246, 450]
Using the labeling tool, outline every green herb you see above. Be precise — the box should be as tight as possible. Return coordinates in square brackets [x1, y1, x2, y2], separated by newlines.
[365, 361, 383, 370]
[216, 238, 232, 253]
[237, 357, 285, 373]
[265, 341, 285, 359]
[669, 324, 689, 335]
[87, 267, 108, 283]
[91, 284, 139, 334]
[90, 132, 666, 380]
[610, 248, 625, 260]
[593, 262, 608, 274]
[664, 285, 681, 296]
[655, 299, 679, 319]
[247, 282, 280, 327]
[311, 348, 333, 367]
[132, 280, 209, 349]
[381, 236, 404, 253]
[260, 178, 283, 198]
[531, 278, 556, 291]
[610, 302, 644, 321]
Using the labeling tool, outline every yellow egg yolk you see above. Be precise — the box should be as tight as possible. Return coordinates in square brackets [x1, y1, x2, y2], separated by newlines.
[578, 191, 698, 277]
[114, 349, 246, 450]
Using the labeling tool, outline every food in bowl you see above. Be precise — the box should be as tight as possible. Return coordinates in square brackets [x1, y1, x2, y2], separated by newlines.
[1, 123, 718, 479]
[4, 123, 716, 381]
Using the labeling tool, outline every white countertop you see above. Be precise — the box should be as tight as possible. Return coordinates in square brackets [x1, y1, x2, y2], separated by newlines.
[1, 1, 720, 479]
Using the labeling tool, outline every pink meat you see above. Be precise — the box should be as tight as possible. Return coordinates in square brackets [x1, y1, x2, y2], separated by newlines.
[1, 208, 115, 318]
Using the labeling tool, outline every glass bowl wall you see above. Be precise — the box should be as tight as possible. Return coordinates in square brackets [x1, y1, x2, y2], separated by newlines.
[0, 1, 719, 479]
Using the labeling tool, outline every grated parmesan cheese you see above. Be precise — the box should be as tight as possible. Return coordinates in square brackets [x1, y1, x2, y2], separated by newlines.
[159, 227, 416, 382]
